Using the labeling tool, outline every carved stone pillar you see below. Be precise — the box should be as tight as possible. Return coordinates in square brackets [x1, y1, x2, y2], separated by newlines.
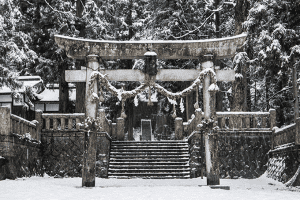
[82, 55, 99, 187]
[201, 58, 220, 185]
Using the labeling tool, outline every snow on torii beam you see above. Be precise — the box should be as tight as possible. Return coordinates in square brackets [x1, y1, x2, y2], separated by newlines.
[54, 34, 247, 60]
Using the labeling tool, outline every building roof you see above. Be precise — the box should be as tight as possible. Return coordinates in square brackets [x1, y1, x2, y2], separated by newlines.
[37, 88, 76, 102]
[0, 76, 43, 94]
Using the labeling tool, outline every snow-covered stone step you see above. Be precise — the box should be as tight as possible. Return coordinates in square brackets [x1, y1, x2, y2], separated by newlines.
[110, 148, 189, 152]
[109, 165, 190, 169]
[108, 140, 190, 179]
[112, 143, 189, 147]
[112, 140, 187, 143]
[110, 158, 189, 162]
[108, 172, 190, 177]
[111, 146, 189, 150]
[110, 154, 189, 158]
[108, 175, 191, 179]
[110, 152, 189, 156]
[109, 161, 188, 165]
[109, 169, 191, 173]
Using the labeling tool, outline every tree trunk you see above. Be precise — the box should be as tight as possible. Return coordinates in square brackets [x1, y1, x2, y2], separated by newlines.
[76, 0, 85, 18]
[235, 0, 250, 35]
[231, 0, 250, 111]
[59, 64, 69, 113]
[75, 60, 86, 113]
[75, 0, 86, 113]
[125, 0, 134, 140]
[214, 0, 224, 116]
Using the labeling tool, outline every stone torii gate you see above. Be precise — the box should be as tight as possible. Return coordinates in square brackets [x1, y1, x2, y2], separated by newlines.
[54, 33, 246, 187]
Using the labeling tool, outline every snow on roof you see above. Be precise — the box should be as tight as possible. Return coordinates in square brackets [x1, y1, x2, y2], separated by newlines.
[18, 76, 43, 88]
[0, 76, 43, 93]
[46, 83, 76, 89]
[144, 51, 157, 56]
[0, 86, 13, 93]
[38, 88, 76, 102]
[55, 33, 247, 44]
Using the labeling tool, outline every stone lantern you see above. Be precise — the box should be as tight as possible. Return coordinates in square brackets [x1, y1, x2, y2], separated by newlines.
[144, 51, 158, 76]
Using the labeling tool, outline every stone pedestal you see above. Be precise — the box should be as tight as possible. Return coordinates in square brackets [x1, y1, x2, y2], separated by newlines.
[0, 107, 11, 157]
[82, 130, 97, 187]
[175, 117, 183, 140]
[117, 118, 125, 141]
[206, 132, 220, 185]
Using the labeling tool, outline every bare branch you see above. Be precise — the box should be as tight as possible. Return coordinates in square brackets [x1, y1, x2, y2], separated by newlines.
[170, 9, 217, 40]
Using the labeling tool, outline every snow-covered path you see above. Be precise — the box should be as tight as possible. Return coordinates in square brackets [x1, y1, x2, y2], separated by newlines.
[1, 173, 299, 200]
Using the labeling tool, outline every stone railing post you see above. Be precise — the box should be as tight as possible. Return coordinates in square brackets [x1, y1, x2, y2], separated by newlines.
[82, 55, 99, 187]
[175, 117, 183, 140]
[296, 118, 300, 145]
[269, 109, 276, 130]
[98, 109, 106, 132]
[195, 108, 203, 125]
[0, 107, 11, 157]
[35, 110, 43, 142]
[116, 117, 125, 141]
[269, 109, 276, 149]
[112, 123, 117, 140]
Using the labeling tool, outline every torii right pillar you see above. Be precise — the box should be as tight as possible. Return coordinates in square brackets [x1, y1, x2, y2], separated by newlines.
[202, 58, 220, 185]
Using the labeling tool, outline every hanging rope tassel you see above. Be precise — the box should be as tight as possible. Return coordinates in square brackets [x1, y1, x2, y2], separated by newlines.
[180, 98, 184, 113]
[121, 99, 127, 118]
[99, 84, 105, 103]
[172, 100, 177, 118]
[194, 83, 200, 110]
[148, 87, 153, 106]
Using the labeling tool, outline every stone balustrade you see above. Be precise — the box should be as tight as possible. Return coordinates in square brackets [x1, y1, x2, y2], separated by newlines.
[183, 109, 204, 137]
[41, 113, 86, 131]
[180, 109, 276, 139]
[272, 123, 297, 148]
[216, 109, 276, 131]
[10, 114, 38, 140]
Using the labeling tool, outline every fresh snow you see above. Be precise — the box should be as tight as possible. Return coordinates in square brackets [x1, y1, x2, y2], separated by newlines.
[1, 173, 299, 200]
[55, 33, 247, 44]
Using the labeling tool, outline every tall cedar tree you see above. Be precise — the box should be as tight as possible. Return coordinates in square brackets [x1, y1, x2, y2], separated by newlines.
[242, 0, 300, 126]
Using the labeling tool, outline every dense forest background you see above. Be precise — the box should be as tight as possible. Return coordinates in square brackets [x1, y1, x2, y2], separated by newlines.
[1, 0, 300, 128]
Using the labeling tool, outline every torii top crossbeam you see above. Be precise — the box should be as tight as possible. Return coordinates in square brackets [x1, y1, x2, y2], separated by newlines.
[54, 34, 246, 60]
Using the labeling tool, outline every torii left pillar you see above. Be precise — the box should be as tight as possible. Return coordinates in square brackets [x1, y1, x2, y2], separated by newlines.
[82, 55, 99, 187]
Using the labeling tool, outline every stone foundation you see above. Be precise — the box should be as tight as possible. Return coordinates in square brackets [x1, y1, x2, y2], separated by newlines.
[188, 131, 272, 179]
[0, 134, 42, 180]
[41, 132, 111, 178]
[267, 145, 299, 184]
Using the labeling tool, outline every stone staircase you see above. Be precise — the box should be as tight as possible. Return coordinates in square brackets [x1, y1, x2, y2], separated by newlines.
[108, 141, 190, 178]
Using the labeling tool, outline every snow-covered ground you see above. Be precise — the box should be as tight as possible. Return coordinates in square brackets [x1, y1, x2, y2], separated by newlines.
[1, 173, 299, 200]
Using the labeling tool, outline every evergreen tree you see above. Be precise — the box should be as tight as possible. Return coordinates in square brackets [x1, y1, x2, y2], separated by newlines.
[243, 0, 300, 126]
[0, 0, 37, 89]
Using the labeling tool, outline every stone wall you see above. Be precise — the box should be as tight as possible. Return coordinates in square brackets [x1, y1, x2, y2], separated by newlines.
[41, 132, 111, 178]
[0, 134, 42, 180]
[218, 133, 271, 179]
[188, 132, 204, 178]
[188, 131, 272, 179]
[267, 145, 299, 184]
